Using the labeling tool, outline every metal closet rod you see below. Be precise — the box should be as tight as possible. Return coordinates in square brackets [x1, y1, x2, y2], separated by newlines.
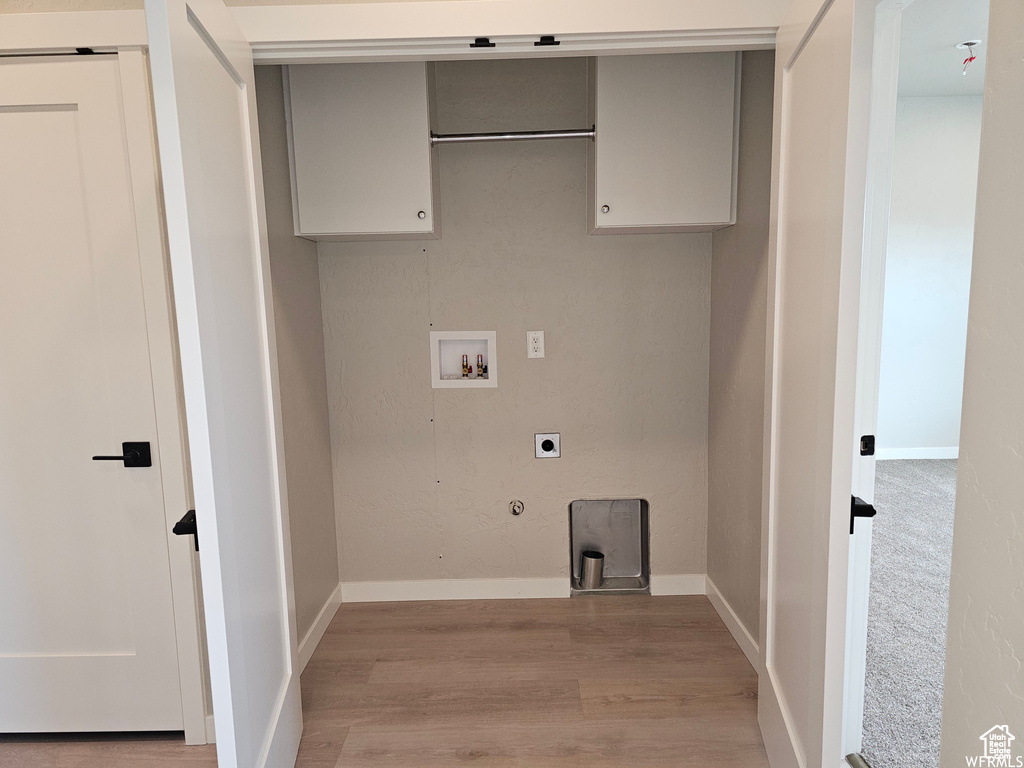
[430, 126, 595, 146]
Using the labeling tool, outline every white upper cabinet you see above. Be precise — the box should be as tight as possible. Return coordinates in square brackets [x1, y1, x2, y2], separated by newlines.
[590, 52, 740, 233]
[286, 62, 438, 240]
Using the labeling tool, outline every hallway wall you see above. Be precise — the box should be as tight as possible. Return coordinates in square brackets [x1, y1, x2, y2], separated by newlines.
[940, 0, 1024, 761]
[875, 95, 982, 460]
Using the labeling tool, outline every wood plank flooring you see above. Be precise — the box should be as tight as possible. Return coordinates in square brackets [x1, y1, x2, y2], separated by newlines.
[0, 595, 768, 768]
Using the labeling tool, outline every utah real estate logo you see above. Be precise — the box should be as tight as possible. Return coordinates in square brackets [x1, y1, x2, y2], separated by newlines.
[968, 726, 1023, 767]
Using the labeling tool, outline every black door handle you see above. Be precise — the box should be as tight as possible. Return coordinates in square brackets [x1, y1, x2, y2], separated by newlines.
[173, 509, 198, 551]
[850, 495, 877, 534]
[92, 441, 152, 468]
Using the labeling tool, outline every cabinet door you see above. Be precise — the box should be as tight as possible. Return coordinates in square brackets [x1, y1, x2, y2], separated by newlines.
[591, 53, 739, 233]
[287, 62, 436, 239]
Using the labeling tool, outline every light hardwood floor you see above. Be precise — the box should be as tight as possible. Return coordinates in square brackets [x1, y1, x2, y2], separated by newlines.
[0, 595, 768, 767]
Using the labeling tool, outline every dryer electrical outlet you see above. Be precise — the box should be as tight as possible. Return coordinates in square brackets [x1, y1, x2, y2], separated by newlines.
[535, 433, 560, 458]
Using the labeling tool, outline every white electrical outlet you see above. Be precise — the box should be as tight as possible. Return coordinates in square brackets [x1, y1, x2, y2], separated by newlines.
[527, 330, 545, 358]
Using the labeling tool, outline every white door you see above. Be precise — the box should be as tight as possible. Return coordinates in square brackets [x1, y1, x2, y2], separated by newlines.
[759, 0, 874, 765]
[0, 56, 183, 732]
[842, 0, 905, 754]
[144, 0, 302, 766]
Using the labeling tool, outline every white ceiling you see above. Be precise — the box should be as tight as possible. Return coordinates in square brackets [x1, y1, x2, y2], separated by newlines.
[898, 0, 990, 97]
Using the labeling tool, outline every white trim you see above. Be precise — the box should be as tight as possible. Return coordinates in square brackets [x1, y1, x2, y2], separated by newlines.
[339, 574, 708, 603]
[205, 714, 217, 744]
[758, 663, 806, 768]
[230, 0, 785, 55]
[649, 573, 706, 596]
[117, 48, 209, 746]
[297, 583, 343, 673]
[0, 10, 147, 53]
[341, 577, 570, 603]
[705, 577, 760, 672]
[248, 29, 776, 65]
[875, 447, 959, 460]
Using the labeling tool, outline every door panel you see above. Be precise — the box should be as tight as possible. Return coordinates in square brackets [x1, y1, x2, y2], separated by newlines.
[0, 56, 183, 731]
[145, 0, 301, 765]
[760, 0, 872, 764]
[843, 1, 903, 754]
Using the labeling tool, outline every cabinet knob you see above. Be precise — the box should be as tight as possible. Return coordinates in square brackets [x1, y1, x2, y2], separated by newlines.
[417, 210, 426, 220]
[601, 205, 610, 214]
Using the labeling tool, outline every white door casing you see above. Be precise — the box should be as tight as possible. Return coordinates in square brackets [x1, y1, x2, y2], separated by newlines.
[759, 0, 874, 765]
[144, 0, 302, 765]
[0, 55, 184, 733]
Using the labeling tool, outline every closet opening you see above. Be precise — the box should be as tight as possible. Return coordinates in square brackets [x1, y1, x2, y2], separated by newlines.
[254, 49, 776, 765]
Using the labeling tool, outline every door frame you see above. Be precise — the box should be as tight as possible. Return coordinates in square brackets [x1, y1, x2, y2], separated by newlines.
[0, 29, 210, 746]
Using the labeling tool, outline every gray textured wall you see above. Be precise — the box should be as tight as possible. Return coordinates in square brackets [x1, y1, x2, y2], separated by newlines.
[319, 57, 711, 583]
[706, 50, 774, 639]
[255, 66, 340, 639]
[939, 1, 1024, 762]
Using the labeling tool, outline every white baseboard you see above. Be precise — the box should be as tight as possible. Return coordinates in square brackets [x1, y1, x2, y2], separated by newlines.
[758, 665, 803, 768]
[298, 582, 343, 673]
[340, 577, 570, 603]
[876, 447, 958, 460]
[205, 714, 216, 744]
[649, 573, 706, 595]
[339, 574, 711, 603]
[705, 576, 760, 672]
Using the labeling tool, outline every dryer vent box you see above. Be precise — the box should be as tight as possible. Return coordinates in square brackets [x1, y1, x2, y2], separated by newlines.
[569, 499, 650, 595]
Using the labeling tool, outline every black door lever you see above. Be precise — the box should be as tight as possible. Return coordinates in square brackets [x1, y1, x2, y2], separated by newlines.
[92, 441, 152, 468]
[850, 495, 877, 534]
[173, 509, 199, 551]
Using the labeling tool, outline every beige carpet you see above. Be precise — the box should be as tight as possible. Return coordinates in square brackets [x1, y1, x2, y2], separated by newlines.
[860, 459, 957, 768]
